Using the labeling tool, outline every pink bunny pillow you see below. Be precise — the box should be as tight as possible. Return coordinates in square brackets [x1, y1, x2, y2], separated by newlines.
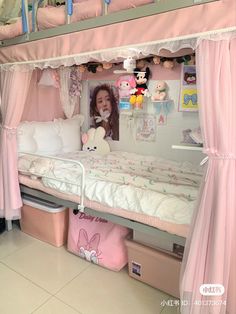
[82, 127, 110, 155]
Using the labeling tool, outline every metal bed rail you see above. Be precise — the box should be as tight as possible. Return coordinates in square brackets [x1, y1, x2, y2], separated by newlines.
[19, 152, 85, 212]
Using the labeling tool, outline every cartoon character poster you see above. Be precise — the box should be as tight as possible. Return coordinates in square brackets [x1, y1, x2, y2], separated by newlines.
[182, 65, 197, 86]
[179, 65, 198, 112]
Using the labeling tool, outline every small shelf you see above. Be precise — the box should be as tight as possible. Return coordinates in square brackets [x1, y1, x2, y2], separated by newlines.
[172, 144, 203, 151]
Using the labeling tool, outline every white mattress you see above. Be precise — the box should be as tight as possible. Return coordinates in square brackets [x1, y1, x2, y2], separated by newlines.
[18, 151, 202, 226]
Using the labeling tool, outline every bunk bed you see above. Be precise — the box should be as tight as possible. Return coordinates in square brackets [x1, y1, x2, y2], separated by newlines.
[0, 0, 236, 313]
[0, 0, 219, 46]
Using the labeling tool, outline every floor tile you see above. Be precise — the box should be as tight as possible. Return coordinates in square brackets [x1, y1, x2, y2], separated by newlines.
[33, 297, 81, 314]
[2, 241, 90, 294]
[0, 263, 50, 314]
[0, 226, 39, 260]
[56, 264, 169, 314]
[161, 303, 179, 314]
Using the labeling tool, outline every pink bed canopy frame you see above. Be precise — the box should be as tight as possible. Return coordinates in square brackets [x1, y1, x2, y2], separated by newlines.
[0, 0, 235, 313]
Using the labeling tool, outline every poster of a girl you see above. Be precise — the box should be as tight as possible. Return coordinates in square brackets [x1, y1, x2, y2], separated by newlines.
[90, 83, 119, 141]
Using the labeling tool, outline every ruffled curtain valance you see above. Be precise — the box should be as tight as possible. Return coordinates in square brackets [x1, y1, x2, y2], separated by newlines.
[0, 28, 235, 72]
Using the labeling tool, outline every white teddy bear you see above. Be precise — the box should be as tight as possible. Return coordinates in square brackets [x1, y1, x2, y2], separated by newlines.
[82, 127, 110, 155]
[151, 81, 168, 101]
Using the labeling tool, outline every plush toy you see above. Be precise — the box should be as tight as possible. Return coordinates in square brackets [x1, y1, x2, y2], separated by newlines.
[151, 81, 168, 101]
[153, 56, 161, 65]
[136, 59, 146, 70]
[82, 127, 110, 155]
[161, 58, 175, 69]
[102, 62, 113, 70]
[78, 65, 86, 73]
[115, 75, 136, 98]
[187, 55, 196, 66]
[129, 67, 151, 109]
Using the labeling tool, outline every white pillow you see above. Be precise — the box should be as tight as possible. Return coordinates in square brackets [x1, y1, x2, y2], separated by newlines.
[17, 114, 84, 155]
[54, 115, 84, 152]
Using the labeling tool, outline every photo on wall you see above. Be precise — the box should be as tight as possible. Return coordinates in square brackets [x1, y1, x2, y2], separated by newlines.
[89, 80, 120, 141]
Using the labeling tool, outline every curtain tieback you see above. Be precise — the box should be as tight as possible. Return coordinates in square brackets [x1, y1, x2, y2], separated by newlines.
[202, 149, 236, 162]
[0, 125, 17, 131]
[201, 150, 236, 181]
[0, 125, 17, 138]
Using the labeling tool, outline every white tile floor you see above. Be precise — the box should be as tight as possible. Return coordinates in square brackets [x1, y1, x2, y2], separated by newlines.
[0, 226, 179, 314]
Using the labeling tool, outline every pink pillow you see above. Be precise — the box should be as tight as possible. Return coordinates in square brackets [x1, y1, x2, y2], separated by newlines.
[73, 0, 88, 2]
[67, 210, 130, 271]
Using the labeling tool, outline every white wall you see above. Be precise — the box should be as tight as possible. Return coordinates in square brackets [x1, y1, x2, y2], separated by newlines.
[80, 78, 204, 166]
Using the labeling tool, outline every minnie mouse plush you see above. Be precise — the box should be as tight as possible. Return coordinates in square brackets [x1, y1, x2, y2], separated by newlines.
[130, 67, 151, 109]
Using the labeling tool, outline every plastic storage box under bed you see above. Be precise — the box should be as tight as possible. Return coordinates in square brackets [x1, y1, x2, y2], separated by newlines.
[20, 194, 68, 247]
[125, 238, 181, 298]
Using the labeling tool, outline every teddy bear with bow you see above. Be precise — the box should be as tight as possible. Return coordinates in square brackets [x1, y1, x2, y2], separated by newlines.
[151, 81, 168, 101]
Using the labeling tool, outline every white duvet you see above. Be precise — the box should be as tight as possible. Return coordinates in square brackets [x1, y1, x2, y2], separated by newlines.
[18, 151, 202, 225]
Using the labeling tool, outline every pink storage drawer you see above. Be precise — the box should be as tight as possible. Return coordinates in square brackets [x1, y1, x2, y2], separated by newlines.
[20, 197, 68, 247]
[125, 239, 181, 298]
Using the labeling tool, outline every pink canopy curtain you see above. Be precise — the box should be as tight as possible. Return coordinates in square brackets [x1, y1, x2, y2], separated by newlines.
[180, 37, 236, 313]
[0, 69, 32, 220]
[21, 69, 64, 122]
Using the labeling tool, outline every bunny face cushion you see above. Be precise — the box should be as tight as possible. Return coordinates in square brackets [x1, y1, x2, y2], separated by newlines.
[82, 127, 110, 155]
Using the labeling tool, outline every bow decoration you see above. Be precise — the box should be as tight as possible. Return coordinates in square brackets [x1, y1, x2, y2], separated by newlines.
[184, 93, 198, 106]
[94, 109, 111, 123]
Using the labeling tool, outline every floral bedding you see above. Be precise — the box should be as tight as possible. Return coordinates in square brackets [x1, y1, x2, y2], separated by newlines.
[18, 151, 202, 224]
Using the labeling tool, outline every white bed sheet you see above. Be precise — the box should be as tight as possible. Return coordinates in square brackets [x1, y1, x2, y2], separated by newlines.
[18, 151, 202, 226]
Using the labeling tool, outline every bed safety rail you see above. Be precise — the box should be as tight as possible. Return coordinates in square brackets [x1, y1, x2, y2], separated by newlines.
[0, 0, 219, 48]
[19, 152, 86, 213]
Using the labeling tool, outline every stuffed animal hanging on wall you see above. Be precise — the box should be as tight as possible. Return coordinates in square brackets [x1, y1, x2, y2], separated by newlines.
[129, 67, 151, 109]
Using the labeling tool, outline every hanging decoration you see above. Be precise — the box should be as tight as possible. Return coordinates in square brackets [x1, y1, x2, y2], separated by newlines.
[69, 66, 82, 97]
[76, 53, 195, 74]
[179, 64, 198, 112]
[59, 66, 81, 118]
[136, 114, 156, 142]
[38, 68, 60, 88]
